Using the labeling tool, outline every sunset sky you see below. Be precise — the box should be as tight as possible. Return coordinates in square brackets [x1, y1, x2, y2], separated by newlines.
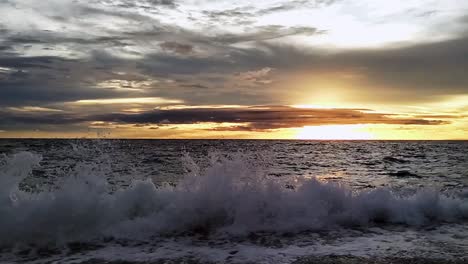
[0, 0, 467, 139]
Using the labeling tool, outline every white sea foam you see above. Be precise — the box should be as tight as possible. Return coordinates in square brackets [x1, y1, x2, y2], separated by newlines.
[0, 150, 467, 246]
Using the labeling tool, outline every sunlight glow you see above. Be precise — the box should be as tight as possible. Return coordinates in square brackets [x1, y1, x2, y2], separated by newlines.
[296, 125, 374, 140]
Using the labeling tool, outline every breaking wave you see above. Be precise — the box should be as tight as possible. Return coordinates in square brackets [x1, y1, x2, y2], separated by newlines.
[1, 150, 468, 246]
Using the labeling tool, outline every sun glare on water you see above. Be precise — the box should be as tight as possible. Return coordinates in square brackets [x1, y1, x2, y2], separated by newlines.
[296, 125, 374, 140]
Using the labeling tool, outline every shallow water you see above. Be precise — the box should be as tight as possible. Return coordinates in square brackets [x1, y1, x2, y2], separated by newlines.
[0, 139, 467, 263]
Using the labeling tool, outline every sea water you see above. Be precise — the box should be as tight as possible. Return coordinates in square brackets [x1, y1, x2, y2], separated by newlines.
[0, 139, 467, 263]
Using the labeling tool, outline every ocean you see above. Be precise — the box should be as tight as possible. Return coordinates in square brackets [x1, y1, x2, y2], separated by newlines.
[0, 139, 467, 263]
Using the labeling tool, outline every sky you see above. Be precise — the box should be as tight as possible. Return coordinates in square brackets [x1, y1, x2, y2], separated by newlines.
[0, 0, 467, 139]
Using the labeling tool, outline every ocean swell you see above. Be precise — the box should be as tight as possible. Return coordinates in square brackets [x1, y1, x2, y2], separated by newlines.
[0, 151, 467, 246]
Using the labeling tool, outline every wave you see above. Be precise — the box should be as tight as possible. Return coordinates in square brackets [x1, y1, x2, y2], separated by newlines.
[0, 150, 467, 246]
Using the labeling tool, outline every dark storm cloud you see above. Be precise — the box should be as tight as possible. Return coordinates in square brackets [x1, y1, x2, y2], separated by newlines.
[193, 37, 468, 101]
[1, 0, 468, 113]
[0, 83, 121, 107]
[159, 41, 194, 55]
[333, 37, 468, 96]
[2, 34, 468, 108]
[3, 34, 129, 47]
[0, 51, 136, 106]
[0, 55, 68, 69]
[135, 35, 468, 102]
[93, 106, 448, 131]
[180, 84, 210, 89]
[136, 53, 228, 76]
[0, 106, 449, 131]
[0, 110, 88, 126]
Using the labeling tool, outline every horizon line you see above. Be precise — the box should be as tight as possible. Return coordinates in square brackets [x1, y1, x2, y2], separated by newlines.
[0, 137, 467, 141]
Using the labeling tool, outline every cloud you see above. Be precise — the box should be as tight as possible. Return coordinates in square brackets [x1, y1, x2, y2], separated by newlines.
[237, 67, 273, 81]
[1, 0, 468, 117]
[107, 0, 178, 9]
[3, 35, 468, 109]
[94, 106, 449, 130]
[236, 67, 274, 85]
[212, 25, 322, 44]
[2, 34, 129, 48]
[0, 105, 449, 132]
[255, 0, 338, 15]
[7, 106, 63, 112]
[0, 55, 71, 69]
[202, 0, 338, 20]
[159, 41, 194, 55]
[73, 97, 183, 105]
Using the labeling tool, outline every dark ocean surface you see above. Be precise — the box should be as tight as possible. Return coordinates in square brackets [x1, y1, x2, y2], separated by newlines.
[0, 139, 467, 263]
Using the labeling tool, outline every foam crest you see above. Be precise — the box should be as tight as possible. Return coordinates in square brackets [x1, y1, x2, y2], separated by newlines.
[0, 150, 467, 246]
[0, 152, 42, 204]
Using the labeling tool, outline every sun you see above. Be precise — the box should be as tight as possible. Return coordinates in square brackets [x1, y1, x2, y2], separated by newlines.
[296, 125, 374, 140]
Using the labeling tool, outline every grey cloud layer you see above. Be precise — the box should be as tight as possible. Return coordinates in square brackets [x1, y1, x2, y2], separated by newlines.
[94, 106, 448, 130]
[0, 0, 467, 132]
[3, 36, 467, 106]
[0, 106, 449, 132]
